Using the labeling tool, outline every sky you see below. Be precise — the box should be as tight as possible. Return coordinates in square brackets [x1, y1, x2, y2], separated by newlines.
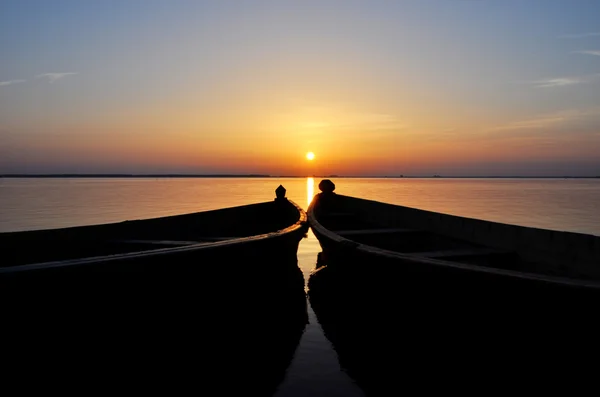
[1, 0, 600, 176]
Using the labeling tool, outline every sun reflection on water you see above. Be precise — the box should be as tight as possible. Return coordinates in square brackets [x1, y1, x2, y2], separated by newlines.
[307, 177, 314, 208]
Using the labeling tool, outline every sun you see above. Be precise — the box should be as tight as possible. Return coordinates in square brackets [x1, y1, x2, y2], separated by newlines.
[306, 152, 315, 161]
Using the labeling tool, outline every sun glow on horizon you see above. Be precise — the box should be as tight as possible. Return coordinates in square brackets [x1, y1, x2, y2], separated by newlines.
[306, 152, 315, 161]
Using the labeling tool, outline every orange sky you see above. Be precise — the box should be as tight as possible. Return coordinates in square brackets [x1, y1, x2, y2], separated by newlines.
[1, 2, 600, 176]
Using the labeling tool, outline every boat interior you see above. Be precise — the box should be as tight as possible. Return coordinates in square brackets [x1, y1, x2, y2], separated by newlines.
[317, 212, 518, 265]
[1, 200, 302, 268]
[313, 195, 571, 277]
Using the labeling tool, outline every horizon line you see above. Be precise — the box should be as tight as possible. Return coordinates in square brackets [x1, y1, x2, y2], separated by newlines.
[1, 174, 599, 179]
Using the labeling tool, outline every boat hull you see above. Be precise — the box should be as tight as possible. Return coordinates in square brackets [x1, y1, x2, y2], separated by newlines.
[1, 193, 308, 320]
[1, 192, 309, 393]
[312, 226, 600, 298]
[307, 182, 600, 391]
[308, 261, 599, 394]
[1, 196, 307, 268]
[308, 188, 600, 294]
[5, 253, 309, 394]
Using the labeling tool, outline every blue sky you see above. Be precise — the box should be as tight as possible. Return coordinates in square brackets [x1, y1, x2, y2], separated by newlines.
[1, 0, 600, 175]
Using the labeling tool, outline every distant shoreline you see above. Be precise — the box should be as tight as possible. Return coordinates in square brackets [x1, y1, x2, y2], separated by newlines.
[0, 174, 270, 178]
[1, 174, 598, 179]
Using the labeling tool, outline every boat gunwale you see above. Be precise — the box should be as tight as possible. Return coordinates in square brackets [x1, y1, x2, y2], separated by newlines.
[308, 193, 600, 289]
[1, 198, 307, 274]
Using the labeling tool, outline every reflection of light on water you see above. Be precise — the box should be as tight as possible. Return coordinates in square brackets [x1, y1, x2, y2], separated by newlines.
[307, 177, 314, 208]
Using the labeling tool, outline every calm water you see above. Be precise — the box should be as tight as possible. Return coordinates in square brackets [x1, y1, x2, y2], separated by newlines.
[1, 177, 599, 396]
[1, 177, 599, 235]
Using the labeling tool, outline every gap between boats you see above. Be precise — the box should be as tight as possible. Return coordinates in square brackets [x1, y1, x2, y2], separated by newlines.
[272, 230, 365, 397]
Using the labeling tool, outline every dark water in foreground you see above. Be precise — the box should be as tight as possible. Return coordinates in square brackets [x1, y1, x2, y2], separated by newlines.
[1, 177, 599, 395]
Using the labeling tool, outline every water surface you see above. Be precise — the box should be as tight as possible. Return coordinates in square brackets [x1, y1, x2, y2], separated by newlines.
[2, 177, 598, 235]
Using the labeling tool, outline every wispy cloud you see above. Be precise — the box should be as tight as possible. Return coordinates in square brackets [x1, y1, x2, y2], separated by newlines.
[286, 106, 407, 133]
[531, 74, 600, 88]
[489, 108, 600, 132]
[532, 77, 583, 88]
[341, 112, 407, 131]
[36, 72, 78, 83]
[574, 50, 600, 56]
[491, 115, 570, 131]
[559, 32, 600, 39]
[0, 79, 26, 87]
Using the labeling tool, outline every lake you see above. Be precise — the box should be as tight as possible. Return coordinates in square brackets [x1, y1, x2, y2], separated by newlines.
[2, 177, 599, 236]
[1, 177, 599, 395]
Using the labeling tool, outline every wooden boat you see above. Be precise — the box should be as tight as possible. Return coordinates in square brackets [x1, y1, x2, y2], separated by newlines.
[1, 184, 307, 275]
[308, 179, 600, 390]
[308, 179, 600, 295]
[1, 185, 309, 392]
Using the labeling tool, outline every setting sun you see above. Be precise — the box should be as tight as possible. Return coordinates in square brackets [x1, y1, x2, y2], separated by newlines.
[306, 152, 315, 161]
